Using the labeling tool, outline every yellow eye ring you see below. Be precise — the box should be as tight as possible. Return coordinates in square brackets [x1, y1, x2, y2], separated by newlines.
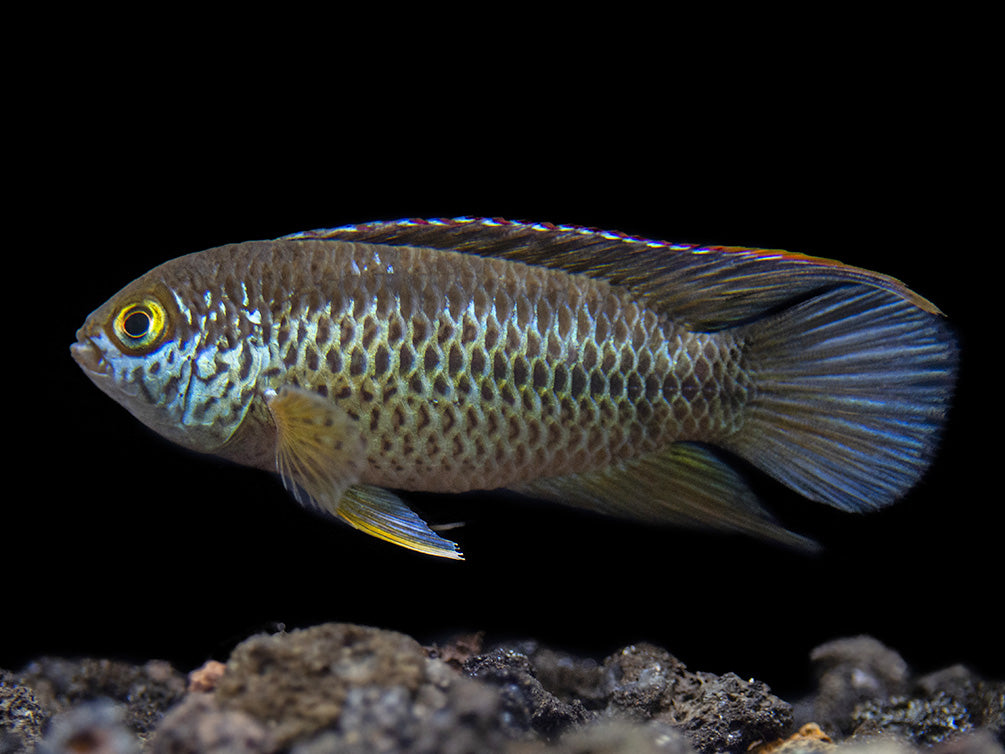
[113, 298, 168, 353]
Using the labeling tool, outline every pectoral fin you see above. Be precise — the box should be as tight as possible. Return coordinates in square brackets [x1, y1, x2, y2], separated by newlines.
[265, 386, 365, 514]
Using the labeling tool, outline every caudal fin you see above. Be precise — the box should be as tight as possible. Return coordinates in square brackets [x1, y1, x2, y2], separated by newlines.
[724, 285, 958, 511]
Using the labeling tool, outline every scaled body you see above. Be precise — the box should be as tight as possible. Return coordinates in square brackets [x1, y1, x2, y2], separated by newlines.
[72, 218, 958, 557]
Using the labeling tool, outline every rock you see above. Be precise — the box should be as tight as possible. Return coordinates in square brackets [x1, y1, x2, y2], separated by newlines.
[524, 644, 606, 709]
[603, 643, 685, 720]
[212, 623, 509, 752]
[978, 683, 1005, 743]
[212, 623, 426, 747]
[288, 675, 503, 754]
[15, 656, 186, 745]
[750, 722, 836, 754]
[602, 643, 794, 754]
[464, 644, 592, 738]
[2, 628, 1001, 753]
[803, 639, 1004, 751]
[187, 660, 226, 693]
[35, 700, 138, 754]
[809, 636, 910, 736]
[913, 667, 1004, 744]
[461, 639, 791, 752]
[930, 729, 1005, 754]
[508, 719, 696, 754]
[1, 668, 46, 752]
[148, 693, 275, 754]
[425, 631, 486, 670]
[852, 692, 975, 746]
[848, 667, 1005, 749]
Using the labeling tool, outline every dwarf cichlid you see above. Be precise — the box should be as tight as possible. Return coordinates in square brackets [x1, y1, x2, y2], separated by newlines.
[71, 218, 958, 558]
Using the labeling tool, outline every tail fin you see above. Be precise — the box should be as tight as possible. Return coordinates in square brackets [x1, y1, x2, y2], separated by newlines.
[724, 286, 959, 511]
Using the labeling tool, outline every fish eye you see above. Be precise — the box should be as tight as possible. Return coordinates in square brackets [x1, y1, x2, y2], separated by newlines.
[112, 298, 168, 353]
[122, 309, 152, 338]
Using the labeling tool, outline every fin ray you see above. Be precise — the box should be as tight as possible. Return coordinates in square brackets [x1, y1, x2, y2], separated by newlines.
[266, 387, 462, 558]
[337, 485, 464, 559]
[265, 386, 364, 513]
[284, 217, 942, 329]
[511, 442, 817, 551]
[725, 286, 958, 511]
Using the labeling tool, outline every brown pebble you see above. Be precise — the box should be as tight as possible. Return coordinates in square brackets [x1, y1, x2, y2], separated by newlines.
[188, 660, 226, 693]
[749, 722, 835, 754]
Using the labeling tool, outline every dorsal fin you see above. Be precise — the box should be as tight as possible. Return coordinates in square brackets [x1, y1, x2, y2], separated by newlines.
[281, 217, 942, 331]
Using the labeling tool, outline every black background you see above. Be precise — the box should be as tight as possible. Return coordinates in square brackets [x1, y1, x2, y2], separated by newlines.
[8, 33, 997, 701]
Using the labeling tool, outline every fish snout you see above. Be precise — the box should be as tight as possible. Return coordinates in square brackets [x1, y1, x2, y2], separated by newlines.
[70, 331, 108, 377]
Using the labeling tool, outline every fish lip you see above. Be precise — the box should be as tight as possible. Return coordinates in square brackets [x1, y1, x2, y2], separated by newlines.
[70, 335, 108, 377]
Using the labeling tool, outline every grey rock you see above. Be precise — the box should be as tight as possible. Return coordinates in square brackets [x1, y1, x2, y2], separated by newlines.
[36, 700, 138, 754]
[931, 729, 1005, 754]
[602, 643, 793, 753]
[17, 657, 186, 743]
[290, 672, 504, 754]
[849, 676, 1005, 748]
[913, 668, 1004, 744]
[602, 643, 685, 720]
[508, 719, 696, 754]
[810, 636, 910, 736]
[465, 645, 592, 738]
[213, 623, 427, 747]
[4, 628, 1002, 753]
[148, 693, 274, 754]
[1, 669, 46, 752]
[214, 623, 510, 752]
[525, 646, 606, 709]
[852, 691, 974, 745]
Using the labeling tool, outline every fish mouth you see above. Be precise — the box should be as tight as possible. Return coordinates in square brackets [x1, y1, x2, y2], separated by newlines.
[70, 333, 109, 377]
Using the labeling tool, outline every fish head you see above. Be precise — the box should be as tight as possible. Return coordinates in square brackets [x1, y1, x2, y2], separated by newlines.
[71, 250, 265, 455]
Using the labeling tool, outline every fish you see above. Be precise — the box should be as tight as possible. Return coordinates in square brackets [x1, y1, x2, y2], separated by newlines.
[71, 217, 958, 559]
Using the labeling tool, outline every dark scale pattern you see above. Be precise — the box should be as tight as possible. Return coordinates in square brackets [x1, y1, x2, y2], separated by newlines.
[231, 241, 752, 492]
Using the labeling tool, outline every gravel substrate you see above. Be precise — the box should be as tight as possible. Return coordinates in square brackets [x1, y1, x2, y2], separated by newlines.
[2, 625, 1001, 753]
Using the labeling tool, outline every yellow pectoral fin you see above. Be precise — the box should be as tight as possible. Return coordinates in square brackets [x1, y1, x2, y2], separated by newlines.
[337, 485, 464, 560]
[265, 386, 365, 514]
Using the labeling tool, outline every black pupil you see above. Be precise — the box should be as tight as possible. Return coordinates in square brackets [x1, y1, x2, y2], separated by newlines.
[123, 309, 151, 338]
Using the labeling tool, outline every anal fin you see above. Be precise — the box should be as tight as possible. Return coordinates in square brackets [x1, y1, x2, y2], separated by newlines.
[511, 442, 817, 551]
